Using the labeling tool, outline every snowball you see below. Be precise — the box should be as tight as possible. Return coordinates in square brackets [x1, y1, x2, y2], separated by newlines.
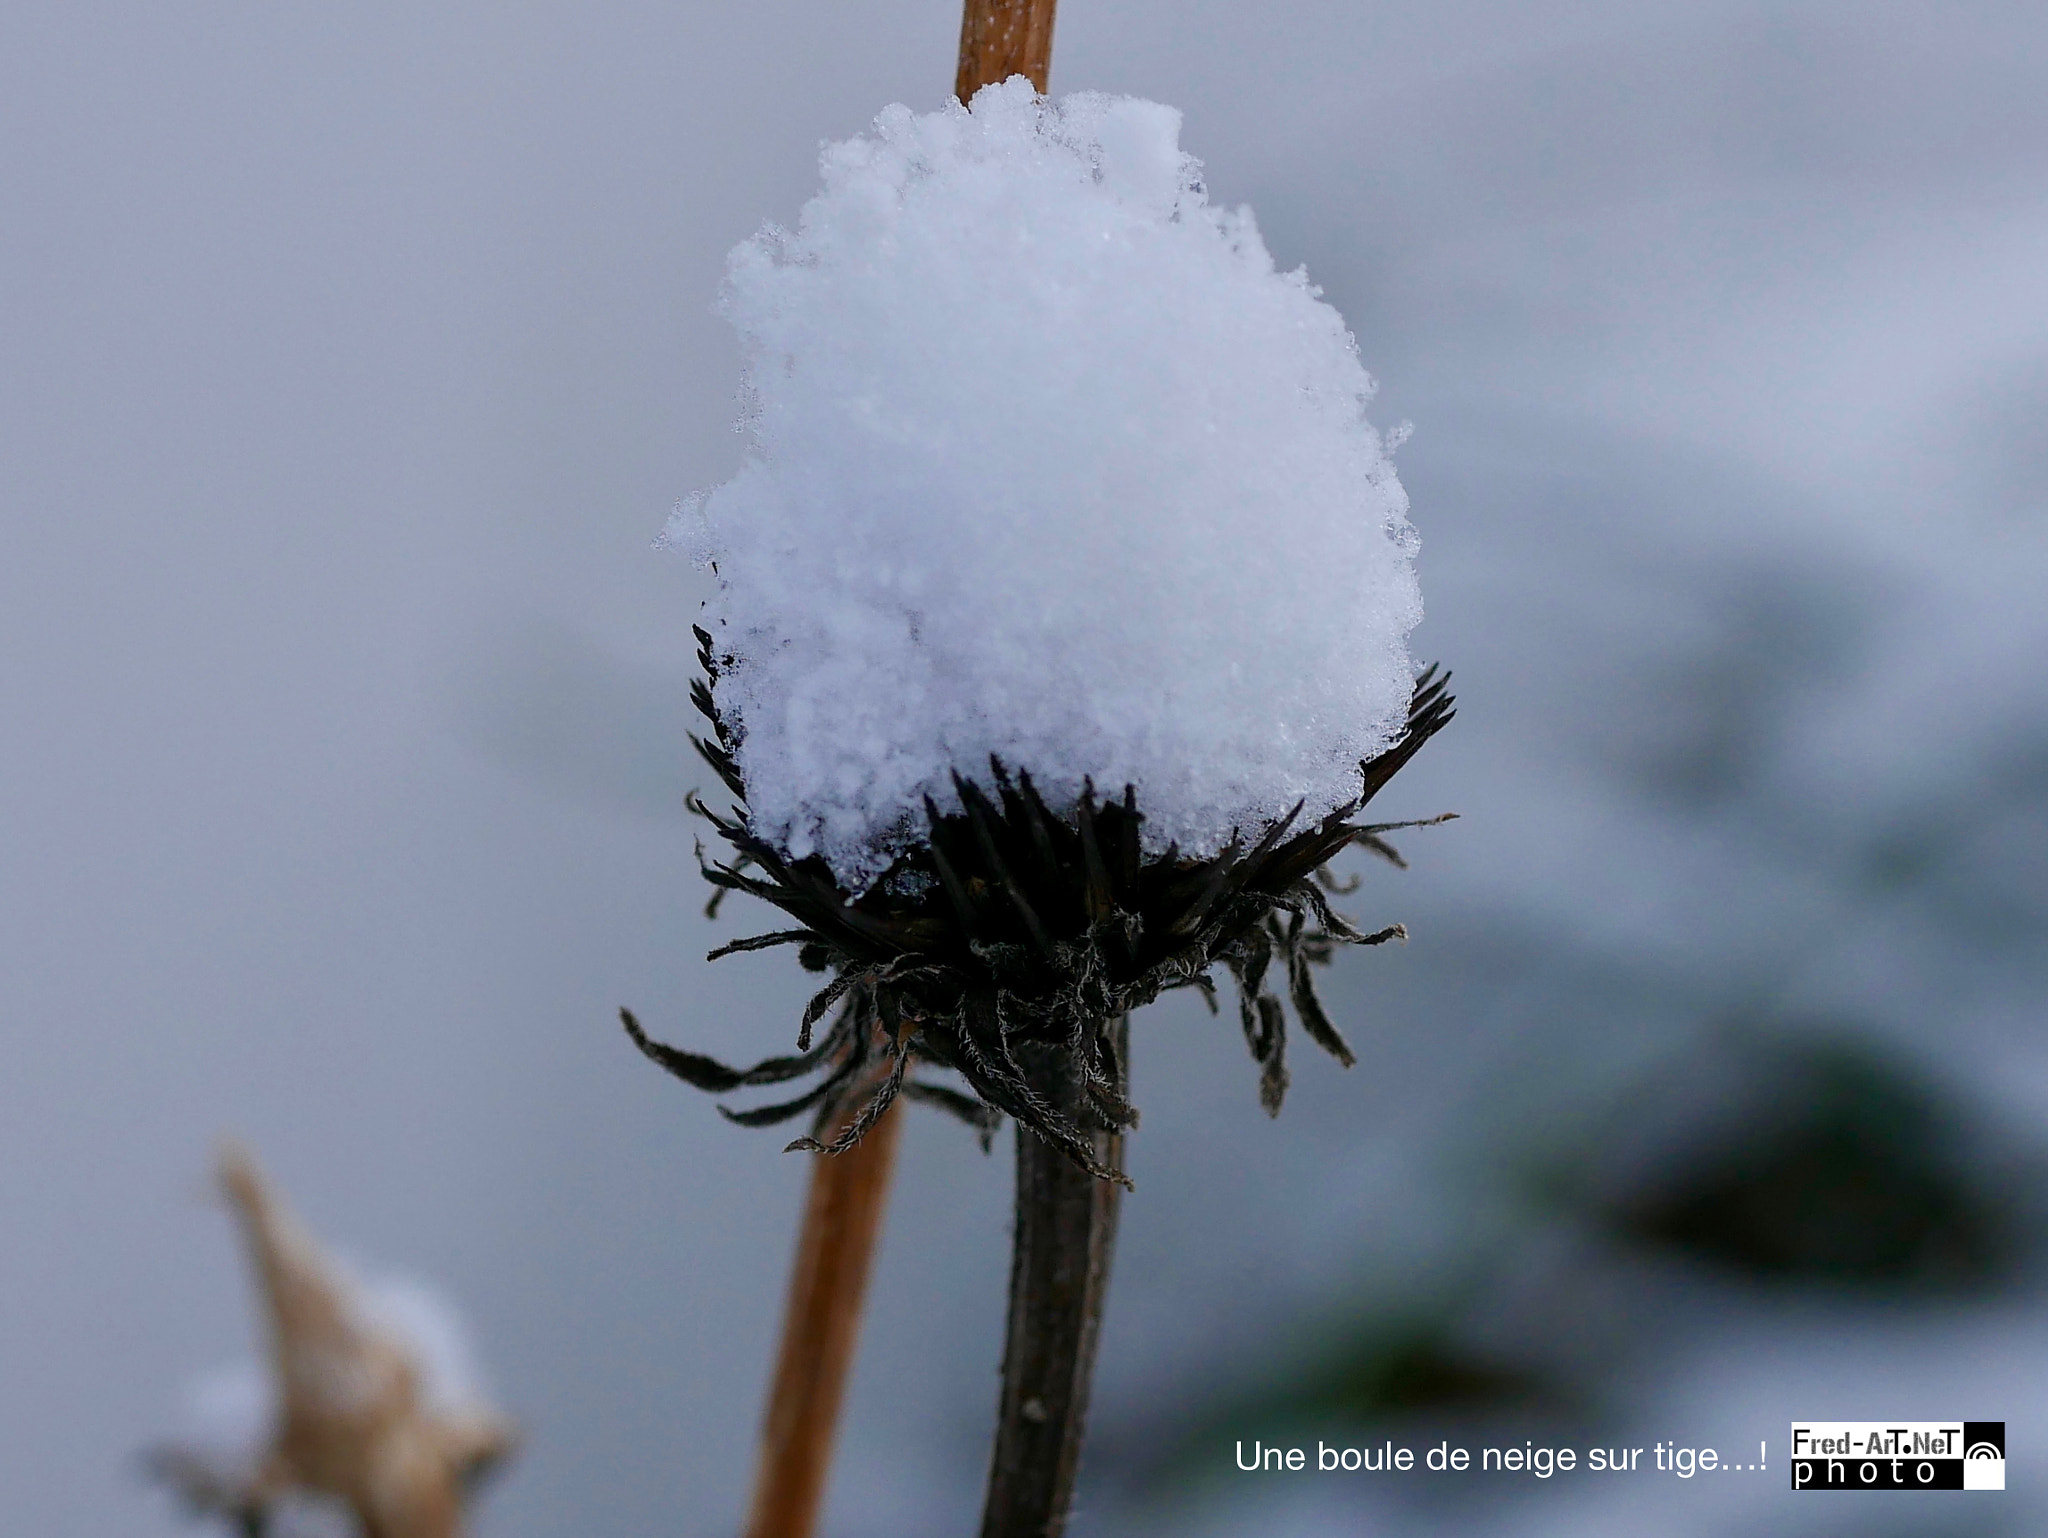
[681, 79, 1422, 886]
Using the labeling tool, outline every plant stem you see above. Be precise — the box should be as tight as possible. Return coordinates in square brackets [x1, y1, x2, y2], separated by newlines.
[979, 1017, 1127, 1538]
[742, 1081, 904, 1538]
[955, 0, 1059, 100]
[741, 8, 1068, 1530]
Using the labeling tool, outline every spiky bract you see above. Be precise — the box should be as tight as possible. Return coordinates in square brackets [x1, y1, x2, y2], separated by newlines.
[623, 629, 1454, 1185]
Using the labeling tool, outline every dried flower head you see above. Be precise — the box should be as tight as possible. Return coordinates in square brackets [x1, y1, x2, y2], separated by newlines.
[147, 1144, 515, 1538]
[623, 633, 1452, 1184]
[631, 88, 1452, 1187]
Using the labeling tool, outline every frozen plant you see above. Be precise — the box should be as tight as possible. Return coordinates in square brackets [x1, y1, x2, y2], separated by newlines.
[631, 79, 1452, 1538]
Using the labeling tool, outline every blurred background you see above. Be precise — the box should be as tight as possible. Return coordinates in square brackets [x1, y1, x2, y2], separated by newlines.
[3, 0, 2043, 1533]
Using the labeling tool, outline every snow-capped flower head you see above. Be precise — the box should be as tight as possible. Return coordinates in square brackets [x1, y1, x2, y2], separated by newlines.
[680, 79, 1423, 890]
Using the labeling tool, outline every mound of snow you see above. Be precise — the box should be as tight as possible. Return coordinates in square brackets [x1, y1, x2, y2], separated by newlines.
[680, 79, 1422, 886]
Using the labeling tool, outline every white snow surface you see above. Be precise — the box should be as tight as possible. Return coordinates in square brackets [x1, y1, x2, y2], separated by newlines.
[680, 79, 1422, 886]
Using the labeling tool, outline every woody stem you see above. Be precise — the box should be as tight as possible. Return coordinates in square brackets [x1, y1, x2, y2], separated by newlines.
[743, 4, 1069, 1533]
[955, 0, 1059, 100]
[741, 1083, 904, 1538]
[979, 1017, 1127, 1538]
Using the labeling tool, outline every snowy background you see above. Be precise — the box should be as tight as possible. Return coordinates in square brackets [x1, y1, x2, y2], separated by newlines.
[3, 2, 2044, 1535]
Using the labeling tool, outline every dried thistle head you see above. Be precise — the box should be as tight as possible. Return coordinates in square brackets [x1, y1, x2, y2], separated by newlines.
[622, 632, 1453, 1186]
[147, 1144, 516, 1538]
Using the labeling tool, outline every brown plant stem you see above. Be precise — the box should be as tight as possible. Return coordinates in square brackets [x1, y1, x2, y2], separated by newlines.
[955, 0, 1058, 100]
[742, 1084, 905, 1538]
[979, 1018, 1127, 1538]
[743, 10, 1066, 1535]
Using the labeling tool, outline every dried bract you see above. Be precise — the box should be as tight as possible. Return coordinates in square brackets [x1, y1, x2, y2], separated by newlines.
[623, 633, 1453, 1184]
